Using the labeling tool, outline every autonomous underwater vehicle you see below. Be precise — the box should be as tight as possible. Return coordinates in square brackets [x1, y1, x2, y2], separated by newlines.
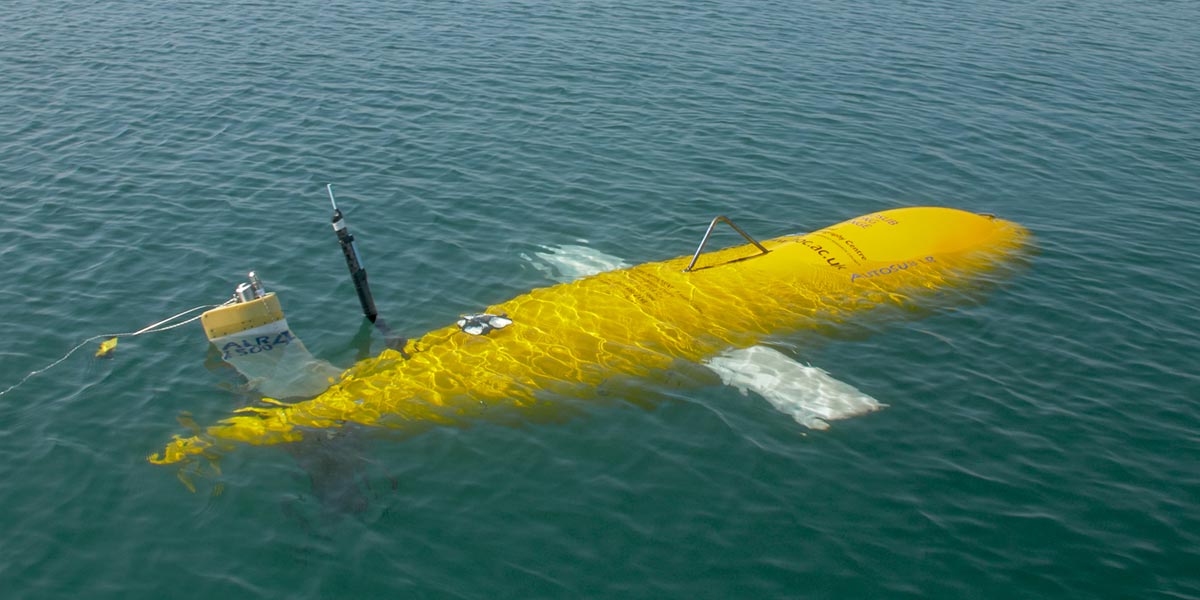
[149, 203, 1030, 473]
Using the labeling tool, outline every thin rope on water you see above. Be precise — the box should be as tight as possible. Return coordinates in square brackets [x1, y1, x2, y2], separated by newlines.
[0, 301, 230, 398]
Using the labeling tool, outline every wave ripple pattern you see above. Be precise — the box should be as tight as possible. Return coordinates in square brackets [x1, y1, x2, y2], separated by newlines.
[1, 1, 1198, 599]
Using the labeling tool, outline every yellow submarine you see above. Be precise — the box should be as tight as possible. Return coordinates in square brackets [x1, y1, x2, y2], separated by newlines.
[150, 206, 1029, 467]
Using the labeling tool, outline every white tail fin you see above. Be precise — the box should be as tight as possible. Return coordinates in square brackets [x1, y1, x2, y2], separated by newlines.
[706, 346, 885, 430]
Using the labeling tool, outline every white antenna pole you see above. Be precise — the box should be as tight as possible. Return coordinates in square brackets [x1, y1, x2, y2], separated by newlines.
[326, 183, 338, 211]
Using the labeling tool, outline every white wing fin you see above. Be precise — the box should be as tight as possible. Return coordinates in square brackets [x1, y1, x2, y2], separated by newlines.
[523, 243, 631, 283]
[706, 346, 885, 430]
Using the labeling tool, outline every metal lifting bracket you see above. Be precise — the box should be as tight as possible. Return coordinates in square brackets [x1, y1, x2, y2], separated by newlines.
[683, 215, 769, 272]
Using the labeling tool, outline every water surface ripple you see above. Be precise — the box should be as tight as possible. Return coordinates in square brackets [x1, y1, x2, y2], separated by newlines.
[1, 1, 1198, 598]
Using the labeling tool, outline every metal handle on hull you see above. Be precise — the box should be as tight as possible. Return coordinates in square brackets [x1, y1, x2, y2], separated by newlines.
[683, 215, 769, 272]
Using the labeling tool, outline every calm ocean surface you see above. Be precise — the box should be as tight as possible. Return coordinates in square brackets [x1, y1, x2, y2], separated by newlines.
[2, 1, 1198, 598]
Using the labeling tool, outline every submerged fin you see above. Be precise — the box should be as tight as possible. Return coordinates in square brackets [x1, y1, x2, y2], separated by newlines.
[705, 346, 885, 430]
[524, 243, 630, 283]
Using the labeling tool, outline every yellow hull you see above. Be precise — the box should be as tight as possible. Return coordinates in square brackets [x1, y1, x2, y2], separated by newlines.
[151, 206, 1029, 465]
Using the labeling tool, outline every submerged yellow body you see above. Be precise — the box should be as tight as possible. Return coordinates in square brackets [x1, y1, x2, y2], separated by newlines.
[151, 207, 1028, 465]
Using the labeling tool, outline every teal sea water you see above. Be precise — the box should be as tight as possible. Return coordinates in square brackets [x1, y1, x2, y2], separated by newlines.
[2, 1, 1198, 598]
